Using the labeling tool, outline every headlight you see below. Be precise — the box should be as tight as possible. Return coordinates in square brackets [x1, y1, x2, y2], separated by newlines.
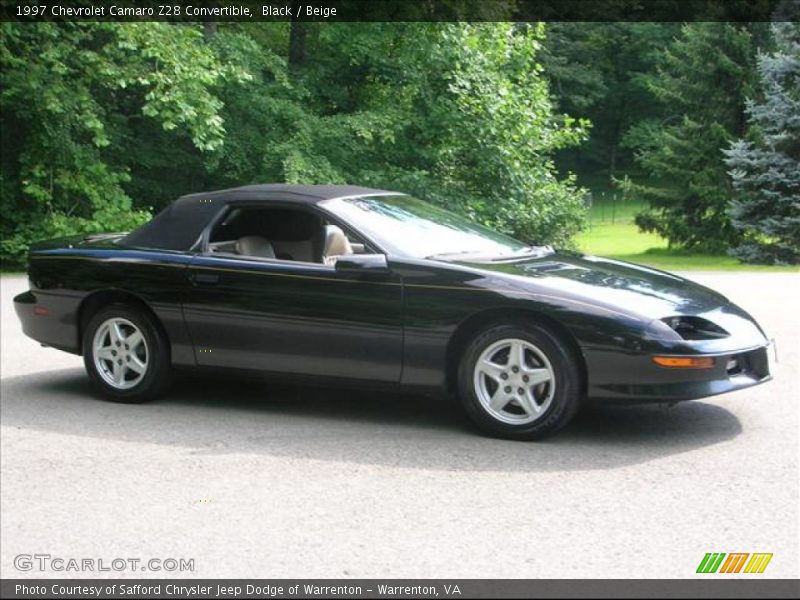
[661, 316, 729, 340]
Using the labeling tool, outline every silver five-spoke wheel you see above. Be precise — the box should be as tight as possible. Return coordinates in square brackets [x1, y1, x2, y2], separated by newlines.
[473, 337, 555, 425]
[92, 317, 149, 390]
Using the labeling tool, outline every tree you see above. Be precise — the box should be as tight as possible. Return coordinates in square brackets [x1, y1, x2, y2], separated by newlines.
[622, 23, 765, 252]
[541, 22, 678, 178]
[724, 23, 800, 264]
[0, 22, 250, 264]
[385, 22, 589, 245]
[1, 22, 588, 265]
[212, 23, 590, 247]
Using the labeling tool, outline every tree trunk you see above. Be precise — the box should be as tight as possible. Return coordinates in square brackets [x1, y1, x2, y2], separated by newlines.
[609, 143, 617, 177]
[289, 17, 307, 69]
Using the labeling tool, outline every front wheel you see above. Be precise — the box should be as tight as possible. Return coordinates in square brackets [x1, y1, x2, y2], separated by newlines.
[82, 303, 171, 403]
[457, 323, 582, 440]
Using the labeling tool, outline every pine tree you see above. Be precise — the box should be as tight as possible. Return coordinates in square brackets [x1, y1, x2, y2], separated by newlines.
[623, 23, 764, 252]
[724, 23, 800, 264]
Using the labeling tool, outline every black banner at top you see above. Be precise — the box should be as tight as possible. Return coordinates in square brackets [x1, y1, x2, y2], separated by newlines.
[2, 0, 800, 23]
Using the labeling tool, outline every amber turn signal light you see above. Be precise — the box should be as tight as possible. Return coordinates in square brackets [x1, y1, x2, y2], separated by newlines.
[652, 356, 714, 369]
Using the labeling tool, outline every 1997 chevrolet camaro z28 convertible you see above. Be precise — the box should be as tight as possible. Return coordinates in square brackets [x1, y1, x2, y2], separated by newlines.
[14, 185, 775, 439]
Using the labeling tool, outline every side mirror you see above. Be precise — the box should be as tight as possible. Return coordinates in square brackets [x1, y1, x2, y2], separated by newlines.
[334, 253, 389, 274]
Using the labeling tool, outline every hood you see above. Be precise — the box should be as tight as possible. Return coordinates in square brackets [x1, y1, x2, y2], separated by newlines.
[456, 252, 731, 320]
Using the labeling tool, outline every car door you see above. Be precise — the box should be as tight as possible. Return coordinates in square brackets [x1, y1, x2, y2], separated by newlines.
[181, 205, 403, 382]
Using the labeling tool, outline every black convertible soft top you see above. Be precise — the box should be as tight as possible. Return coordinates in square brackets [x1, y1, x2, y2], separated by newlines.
[122, 184, 393, 251]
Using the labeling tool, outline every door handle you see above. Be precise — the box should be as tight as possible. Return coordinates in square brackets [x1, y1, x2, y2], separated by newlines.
[191, 272, 220, 285]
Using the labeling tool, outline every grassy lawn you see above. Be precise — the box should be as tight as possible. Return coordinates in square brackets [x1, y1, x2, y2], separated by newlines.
[576, 195, 799, 272]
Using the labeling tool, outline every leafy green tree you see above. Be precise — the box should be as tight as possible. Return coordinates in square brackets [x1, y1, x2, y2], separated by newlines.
[623, 22, 765, 251]
[0, 22, 249, 264]
[724, 23, 800, 264]
[419, 23, 589, 245]
[214, 23, 589, 247]
[1, 22, 587, 265]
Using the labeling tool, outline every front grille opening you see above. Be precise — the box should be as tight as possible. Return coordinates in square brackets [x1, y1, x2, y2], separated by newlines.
[726, 356, 743, 376]
[726, 348, 770, 379]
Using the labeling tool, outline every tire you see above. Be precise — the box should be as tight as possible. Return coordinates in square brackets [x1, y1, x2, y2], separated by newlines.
[457, 322, 582, 440]
[82, 303, 171, 403]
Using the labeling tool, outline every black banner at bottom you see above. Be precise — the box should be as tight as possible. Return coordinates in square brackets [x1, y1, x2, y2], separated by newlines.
[1, 579, 799, 599]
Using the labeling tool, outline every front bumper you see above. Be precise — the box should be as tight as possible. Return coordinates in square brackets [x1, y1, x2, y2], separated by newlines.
[584, 342, 773, 402]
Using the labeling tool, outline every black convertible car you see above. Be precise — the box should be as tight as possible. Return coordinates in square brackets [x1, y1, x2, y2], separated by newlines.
[14, 185, 774, 439]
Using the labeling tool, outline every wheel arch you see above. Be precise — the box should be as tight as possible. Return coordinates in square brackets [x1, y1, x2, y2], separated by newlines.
[77, 289, 170, 352]
[445, 307, 587, 396]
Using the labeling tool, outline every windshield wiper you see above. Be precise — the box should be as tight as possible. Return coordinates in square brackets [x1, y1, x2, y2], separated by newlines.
[489, 245, 554, 261]
[425, 250, 487, 260]
[427, 246, 554, 262]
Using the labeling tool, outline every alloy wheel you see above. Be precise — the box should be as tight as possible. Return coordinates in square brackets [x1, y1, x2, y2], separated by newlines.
[472, 337, 556, 425]
[92, 317, 149, 390]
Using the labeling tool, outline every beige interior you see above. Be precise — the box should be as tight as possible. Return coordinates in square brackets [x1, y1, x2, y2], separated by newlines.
[323, 225, 353, 265]
[235, 235, 275, 259]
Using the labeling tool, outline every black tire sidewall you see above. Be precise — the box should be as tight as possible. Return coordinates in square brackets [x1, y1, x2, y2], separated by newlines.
[457, 322, 582, 440]
[82, 303, 170, 403]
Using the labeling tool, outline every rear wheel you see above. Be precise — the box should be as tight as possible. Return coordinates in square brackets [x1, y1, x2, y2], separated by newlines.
[457, 322, 582, 440]
[82, 303, 170, 403]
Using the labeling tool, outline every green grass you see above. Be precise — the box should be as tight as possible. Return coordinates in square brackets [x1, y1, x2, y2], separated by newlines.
[577, 200, 799, 272]
[587, 198, 643, 225]
[578, 221, 666, 255]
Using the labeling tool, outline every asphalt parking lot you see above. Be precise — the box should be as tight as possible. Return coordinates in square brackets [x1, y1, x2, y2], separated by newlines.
[1, 272, 797, 579]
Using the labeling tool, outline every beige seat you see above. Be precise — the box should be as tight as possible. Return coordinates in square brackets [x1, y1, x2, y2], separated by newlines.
[323, 225, 353, 265]
[235, 235, 275, 259]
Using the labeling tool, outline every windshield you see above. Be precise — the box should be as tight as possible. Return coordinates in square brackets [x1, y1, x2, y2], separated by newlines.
[323, 195, 544, 260]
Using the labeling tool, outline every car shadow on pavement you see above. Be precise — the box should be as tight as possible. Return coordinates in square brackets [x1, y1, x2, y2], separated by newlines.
[1, 367, 743, 472]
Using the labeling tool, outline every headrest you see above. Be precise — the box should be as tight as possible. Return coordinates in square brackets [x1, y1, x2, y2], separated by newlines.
[236, 235, 275, 258]
[324, 225, 353, 257]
